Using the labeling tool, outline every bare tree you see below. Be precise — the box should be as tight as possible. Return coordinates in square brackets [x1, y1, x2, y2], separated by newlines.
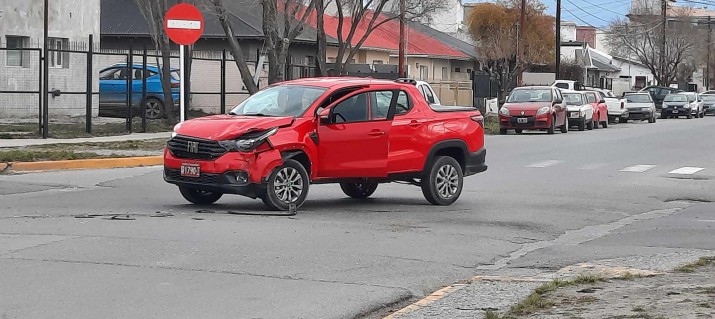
[135, 0, 178, 123]
[261, 0, 317, 83]
[321, 0, 449, 76]
[606, 4, 703, 86]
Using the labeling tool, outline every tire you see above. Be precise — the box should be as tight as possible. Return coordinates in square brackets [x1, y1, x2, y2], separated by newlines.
[593, 114, 600, 129]
[648, 115, 655, 123]
[687, 112, 693, 119]
[586, 119, 594, 130]
[601, 114, 608, 128]
[560, 117, 568, 133]
[421, 156, 463, 206]
[515, 129, 523, 134]
[144, 98, 165, 119]
[261, 159, 310, 211]
[700, 111, 705, 118]
[499, 128, 507, 135]
[340, 182, 378, 199]
[547, 116, 556, 134]
[578, 119, 585, 131]
[179, 186, 223, 205]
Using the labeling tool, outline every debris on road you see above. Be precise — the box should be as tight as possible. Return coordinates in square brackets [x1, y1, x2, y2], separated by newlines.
[107, 214, 136, 221]
[150, 211, 174, 217]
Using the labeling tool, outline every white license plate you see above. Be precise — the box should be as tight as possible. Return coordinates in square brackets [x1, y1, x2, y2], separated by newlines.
[569, 113, 580, 118]
[517, 118, 528, 124]
[180, 163, 200, 178]
[672, 110, 678, 113]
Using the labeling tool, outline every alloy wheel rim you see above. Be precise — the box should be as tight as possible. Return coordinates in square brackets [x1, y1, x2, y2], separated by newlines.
[146, 101, 161, 118]
[274, 167, 304, 204]
[435, 164, 459, 199]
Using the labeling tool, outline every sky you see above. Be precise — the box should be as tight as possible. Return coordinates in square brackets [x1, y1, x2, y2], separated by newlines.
[464, 0, 632, 28]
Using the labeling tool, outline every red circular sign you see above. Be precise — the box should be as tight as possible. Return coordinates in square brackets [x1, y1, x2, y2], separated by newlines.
[164, 4, 204, 45]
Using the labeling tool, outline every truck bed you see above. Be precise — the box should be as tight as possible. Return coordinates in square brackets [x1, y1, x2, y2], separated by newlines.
[430, 105, 478, 113]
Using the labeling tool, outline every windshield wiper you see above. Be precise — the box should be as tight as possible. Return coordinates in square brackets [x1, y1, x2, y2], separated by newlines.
[244, 113, 273, 117]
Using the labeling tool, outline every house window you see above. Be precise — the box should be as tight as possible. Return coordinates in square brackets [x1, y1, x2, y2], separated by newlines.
[48, 38, 69, 68]
[455, 67, 461, 73]
[467, 68, 472, 74]
[419, 65, 428, 80]
[6, 36, 29, 67]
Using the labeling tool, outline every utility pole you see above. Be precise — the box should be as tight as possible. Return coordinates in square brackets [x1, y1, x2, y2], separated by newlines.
[517, 0, 526, 84]
[398, 0, 406, 78]
[555, 0, 561, 79]
[660, 0, 667, 86]
[708, 16, 712, 90]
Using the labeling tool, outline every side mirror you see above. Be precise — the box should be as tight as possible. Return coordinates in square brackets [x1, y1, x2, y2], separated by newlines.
[318, 108, 331, 125]
[554, 98, 563, 104]
[599, 99, 606, 104]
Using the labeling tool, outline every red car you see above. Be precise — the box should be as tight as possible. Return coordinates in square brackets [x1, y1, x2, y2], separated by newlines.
[164, 78, 487, 210]
[584, 91, 609, 128]
[499, 86, 568, 135]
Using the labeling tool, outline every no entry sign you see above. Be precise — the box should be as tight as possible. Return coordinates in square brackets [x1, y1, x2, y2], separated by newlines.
[164, 4, 204, 45]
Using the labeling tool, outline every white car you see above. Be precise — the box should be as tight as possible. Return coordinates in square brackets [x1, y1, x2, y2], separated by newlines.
[415, 80, 442, 106]
[624, 93, 656, 123]
[552, 80, 584, 91]
[590, 88, 629, 123]
[562, 90, 594, 131]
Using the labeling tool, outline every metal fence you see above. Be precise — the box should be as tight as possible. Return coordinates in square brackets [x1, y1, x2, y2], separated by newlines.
[0, 37, 318, 139]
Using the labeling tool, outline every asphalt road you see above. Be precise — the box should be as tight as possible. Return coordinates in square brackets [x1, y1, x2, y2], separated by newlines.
[1, 116, 714, 319]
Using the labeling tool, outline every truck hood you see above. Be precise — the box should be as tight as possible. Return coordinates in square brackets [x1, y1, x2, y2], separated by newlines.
[175, 115, 295, 140]
[566, 105, 589, 112]
[502, 102, 552, 114]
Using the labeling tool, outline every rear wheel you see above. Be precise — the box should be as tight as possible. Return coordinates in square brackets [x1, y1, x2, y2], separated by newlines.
[144, 98, 165, 119]
[700, 110, 705, 118]
[586, 119, 594, 130]
[593, 113, 600, 129]
[687, 112, 693, 119]
[261, 159, 310, 211]
[179, 186, 223, 205]
[421, 156, 463, 206]
[340, 182, 378, 199]
[601, 114, 608, 128]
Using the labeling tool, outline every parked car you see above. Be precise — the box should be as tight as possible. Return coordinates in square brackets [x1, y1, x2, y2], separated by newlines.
[499, 86, 568, 135]
[639, 86, 681, 110]
[99, 64, 180, 119]
[702, 94, 715, 115]
[683, 92, 705, 118]
[414, 80, 442, 105]
[583, 91, 609, 128]
[623, 93, 656, 123]
[164, 78, 487, 210]
[562, 91, 594, 131]
[552, 80, 585, 91]
[661, 93, 698, 119]
[590, 88, 629, 123]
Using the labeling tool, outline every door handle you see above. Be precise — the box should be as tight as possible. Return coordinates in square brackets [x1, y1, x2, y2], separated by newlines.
[368, 130, 386, 136]
[408, 120, 422, 127]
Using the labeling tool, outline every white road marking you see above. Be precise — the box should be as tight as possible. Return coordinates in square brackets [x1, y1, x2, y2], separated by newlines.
[579, 163, 609, 170]
[526, 160, 563, 168]
[167, 19, 202, 30]
[668, 167, 705, 175]
[620, 165, 657, 173]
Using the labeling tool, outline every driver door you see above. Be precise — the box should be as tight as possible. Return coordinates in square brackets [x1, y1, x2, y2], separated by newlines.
[317, 90, 392, 178]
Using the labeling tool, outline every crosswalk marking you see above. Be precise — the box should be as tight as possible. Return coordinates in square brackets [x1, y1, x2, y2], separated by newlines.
[526, 160, 563, 168]
[668, 167, 705, 175]
[579, 163, 609, 170]
[620, 165, 657, 173]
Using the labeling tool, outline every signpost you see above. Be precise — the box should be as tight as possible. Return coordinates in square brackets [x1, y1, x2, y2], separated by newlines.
[164, 4, 204, 122]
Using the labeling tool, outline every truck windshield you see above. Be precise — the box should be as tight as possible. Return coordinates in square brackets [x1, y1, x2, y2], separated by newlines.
[230, 85, 327, 117]
[562, 93, 583, 105]
[507, 89, 552, 103]
[625, 95, 651, 103]
[664, 95, 687, 102]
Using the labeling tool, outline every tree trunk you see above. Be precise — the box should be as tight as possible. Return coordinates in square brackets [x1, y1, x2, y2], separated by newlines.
[158, 36, 177, 124]
[315, 0, 327, 76]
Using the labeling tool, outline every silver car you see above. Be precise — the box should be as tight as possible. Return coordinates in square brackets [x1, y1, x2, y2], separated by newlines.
[624, 93, 656, 123]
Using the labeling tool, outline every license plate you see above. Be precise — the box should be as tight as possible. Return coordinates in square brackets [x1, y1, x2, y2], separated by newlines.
[180, 163, 200, 178]
[569, 113, 580, 118]
[672, 110, 678, 113]
[517, 118, 528, 124]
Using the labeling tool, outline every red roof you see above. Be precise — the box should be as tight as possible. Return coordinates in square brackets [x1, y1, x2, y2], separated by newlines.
[304, 11, 470, 59]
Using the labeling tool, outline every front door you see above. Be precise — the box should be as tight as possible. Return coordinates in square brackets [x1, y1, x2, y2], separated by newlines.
[317, 91, 391, 178]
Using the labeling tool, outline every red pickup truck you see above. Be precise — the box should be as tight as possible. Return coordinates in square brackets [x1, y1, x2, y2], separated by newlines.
[164, 78, 487, 210]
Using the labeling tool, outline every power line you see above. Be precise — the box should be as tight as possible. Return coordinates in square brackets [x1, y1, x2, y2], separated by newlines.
[573, 0, 628, 17]
[563, 0, 613, 24]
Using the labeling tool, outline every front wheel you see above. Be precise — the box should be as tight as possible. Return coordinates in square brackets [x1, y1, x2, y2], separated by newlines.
[601, 114, 608, 128]
[421, 156, 464, 206]
[560, 117, 568, 133]
[547, 116, 556, 135]
[648, 115, 656, 123]
[179, 186, 223, 205]
[261, 159, 310, 211]
[515, 129, 523, 134]
[340, 182, 378, 199]
[593, 113, 600, 129]
[578, 119, 585, 131]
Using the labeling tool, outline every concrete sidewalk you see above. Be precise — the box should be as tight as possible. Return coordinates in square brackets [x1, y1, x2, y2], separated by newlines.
[0, 132, 172, 148]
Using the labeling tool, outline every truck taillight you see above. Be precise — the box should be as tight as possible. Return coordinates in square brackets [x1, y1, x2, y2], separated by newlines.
[171, 83, 180, 88]
[470, 115, 484, 127]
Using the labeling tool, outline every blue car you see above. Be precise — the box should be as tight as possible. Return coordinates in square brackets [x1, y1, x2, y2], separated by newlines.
[99, 64, 180, 119]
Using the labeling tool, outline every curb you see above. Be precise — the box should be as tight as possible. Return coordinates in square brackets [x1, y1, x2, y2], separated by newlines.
[5, 156, 163, 172]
